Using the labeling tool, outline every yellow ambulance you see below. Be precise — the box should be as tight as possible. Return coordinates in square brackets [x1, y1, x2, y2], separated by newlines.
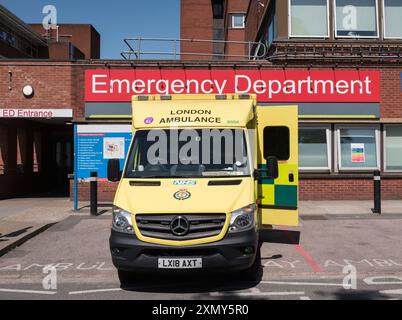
[108, 94, 298, 282]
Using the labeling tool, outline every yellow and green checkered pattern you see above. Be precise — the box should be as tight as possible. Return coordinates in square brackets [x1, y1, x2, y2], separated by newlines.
[257, 163, 298, 209]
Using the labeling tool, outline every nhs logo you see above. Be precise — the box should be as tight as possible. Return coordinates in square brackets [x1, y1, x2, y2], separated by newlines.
[173, 180, 197, 186]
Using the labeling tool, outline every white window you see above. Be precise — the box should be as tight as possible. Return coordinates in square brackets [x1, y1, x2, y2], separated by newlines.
[384, 125, 402, 171]
[335, 0, 379, 38]
[289, 0, 329, 37]
[231, 13, 245, 29]
[336, 126, 380, 170]
[299, 126, 331, 170]
[383, 0, 402, 39]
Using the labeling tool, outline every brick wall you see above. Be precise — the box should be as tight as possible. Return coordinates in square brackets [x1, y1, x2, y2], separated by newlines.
[180, 0, 213, 60]
[300, 178, 402, 200]
[224, 0, 249, 58]
[0, 62, 74, 111]
[380, 68, 402, 118]
[70, 180, 118, 202]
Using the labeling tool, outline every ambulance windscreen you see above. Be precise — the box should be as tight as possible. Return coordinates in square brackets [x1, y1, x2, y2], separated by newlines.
[124, 129, 250, 178]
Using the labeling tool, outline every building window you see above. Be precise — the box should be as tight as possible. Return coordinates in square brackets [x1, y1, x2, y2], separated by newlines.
[266, 10, 277, 47]
[335, 0, 379, 38]
[231, 13, 245, 29]
[289, 0, 329, 37]
[299, 126, 331, 170]
[384, 126, 402, 171]
[383, 0, 402, 39]
[337, 126, 380, 170]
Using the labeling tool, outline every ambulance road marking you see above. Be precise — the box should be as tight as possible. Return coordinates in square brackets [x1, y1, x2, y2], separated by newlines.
[0, 288, 56, 295]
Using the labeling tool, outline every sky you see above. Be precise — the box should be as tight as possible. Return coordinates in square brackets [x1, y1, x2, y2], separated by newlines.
[0, 0, 180, 59]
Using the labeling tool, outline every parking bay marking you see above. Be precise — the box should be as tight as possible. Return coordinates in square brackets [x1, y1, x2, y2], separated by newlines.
[380, 289, 402, 295]
[261, 280, 346, 287]
[210, 289, 305, 297]
[69, 288, 122, 295]
[0, 288, 56, 295]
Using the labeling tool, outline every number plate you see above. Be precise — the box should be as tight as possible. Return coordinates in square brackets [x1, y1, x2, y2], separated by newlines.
[158, 258, 202, 269]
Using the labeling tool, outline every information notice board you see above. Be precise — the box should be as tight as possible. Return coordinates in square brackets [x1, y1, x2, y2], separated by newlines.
[76, 124, 132, 181]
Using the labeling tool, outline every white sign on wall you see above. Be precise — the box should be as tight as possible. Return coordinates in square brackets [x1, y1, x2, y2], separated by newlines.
[0, 109, 73, 118]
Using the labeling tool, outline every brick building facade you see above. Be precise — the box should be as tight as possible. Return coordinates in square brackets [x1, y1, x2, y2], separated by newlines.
[1, 1, 402, 203]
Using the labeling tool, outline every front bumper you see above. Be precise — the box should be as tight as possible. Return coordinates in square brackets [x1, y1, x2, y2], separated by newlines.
[109, 228, 258, 273]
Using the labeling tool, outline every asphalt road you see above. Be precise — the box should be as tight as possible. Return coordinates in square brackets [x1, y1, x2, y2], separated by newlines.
[1, 213, 402, 300]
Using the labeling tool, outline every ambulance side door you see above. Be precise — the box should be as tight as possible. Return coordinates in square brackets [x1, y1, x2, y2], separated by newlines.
[256, 105, 299, 227]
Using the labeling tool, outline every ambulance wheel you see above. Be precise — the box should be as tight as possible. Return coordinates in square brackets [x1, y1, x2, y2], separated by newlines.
[117, 269, 136, 284]
[240, 247, 262, 282]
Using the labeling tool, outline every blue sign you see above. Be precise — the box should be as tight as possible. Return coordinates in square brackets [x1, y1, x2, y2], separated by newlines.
[76, 125, 132, 180]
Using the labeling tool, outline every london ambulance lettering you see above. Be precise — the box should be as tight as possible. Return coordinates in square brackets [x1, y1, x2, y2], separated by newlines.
[159, 109, 221, 124]
[85, 69, 380, 103]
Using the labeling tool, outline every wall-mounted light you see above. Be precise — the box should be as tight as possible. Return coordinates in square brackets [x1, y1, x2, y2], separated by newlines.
[8, 71, 12, 91]
[22, 85, 34, 98]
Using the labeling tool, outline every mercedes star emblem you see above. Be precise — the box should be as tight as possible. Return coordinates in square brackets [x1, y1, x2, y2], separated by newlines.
[170, 216, 190, 236]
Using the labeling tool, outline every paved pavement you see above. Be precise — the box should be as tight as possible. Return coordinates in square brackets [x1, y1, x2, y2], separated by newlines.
[0, 204, 402, 300]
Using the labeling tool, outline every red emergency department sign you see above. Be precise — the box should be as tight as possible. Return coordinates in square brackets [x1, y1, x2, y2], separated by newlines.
[85, 69, 380, 103]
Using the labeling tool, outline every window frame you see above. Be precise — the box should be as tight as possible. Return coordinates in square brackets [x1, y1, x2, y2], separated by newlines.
[334, 0, 380, 39]
[288, 0, 330, 38]
[335, 124, 381, 171]
[299, 125, 332, 172]
[383, 124, 402, 172]
[230, 13, 246, 29]
[382, 0, 402, 40]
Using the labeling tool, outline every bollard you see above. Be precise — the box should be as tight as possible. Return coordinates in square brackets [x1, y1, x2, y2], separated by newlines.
[90, 171, 98, 216]
[371, 170, 381, 215]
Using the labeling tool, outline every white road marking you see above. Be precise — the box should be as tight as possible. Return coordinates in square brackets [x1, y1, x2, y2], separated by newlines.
[380, 289, 402, 295]
[69, 288, 122, 295]
[210, 291, 304, 297]
[0, 288, 56, 295]
[299, 296, 311, 300]
[261, 280, 346, 287]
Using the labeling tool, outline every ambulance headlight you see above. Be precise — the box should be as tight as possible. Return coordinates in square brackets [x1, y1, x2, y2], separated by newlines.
[229, 204, 256, 233]
[112, 207, 133, 234]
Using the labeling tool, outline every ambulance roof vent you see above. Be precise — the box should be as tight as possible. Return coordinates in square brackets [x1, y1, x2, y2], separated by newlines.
[215, 94, 227, 100]
[160, 95, 172, 100]
[137, 95, 149, 101]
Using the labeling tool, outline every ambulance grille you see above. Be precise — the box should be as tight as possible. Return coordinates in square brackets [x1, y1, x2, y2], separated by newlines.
[135, 214, 226, 240]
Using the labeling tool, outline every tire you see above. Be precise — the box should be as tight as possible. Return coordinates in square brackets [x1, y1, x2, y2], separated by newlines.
[117, 269, 136, 284]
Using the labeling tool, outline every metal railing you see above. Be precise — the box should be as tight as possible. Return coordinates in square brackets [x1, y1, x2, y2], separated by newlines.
[120, 37, 267, 60]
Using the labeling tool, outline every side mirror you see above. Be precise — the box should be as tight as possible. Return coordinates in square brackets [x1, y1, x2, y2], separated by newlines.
[107, 159, 121, 182]
[266, 156, 279, 179]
